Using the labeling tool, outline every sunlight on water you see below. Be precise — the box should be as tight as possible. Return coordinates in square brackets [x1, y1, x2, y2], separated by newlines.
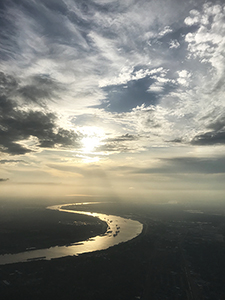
[0, 202, 143, 265]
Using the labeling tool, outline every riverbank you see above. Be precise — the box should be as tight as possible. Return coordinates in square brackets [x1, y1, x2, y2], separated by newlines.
[0, 202, 143, 265]
[0, 206, 107, 255]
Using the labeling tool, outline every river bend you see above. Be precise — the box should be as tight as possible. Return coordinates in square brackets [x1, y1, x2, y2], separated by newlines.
[0, 202, 143, 265]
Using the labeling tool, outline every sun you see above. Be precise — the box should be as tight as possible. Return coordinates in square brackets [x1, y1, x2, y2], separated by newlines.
[81, 136, 100, 153]
[79, 126, 104, 154]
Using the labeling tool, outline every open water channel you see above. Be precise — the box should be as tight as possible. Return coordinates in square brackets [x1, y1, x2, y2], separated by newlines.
[0, 202, 143, 265]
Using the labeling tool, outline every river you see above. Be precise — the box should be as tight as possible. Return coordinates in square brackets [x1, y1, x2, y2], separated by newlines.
[0, 202, 143, 265]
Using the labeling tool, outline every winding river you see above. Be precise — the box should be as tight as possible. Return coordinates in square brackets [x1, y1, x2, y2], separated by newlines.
[0, 202, 143, 265]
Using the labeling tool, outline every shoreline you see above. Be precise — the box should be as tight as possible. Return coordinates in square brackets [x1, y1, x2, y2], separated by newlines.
[0, 202, 143, 265]
[0, 205, 108, 256]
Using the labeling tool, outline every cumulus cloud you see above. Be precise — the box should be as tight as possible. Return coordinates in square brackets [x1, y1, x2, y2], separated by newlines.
[184, 9, 201, 26]
[177, 70, 191, 86]
[159, 26, 173, 37]
[169, 39, 180, 49]
[157, 2, 225, 147]
[185, 2, 225, 81]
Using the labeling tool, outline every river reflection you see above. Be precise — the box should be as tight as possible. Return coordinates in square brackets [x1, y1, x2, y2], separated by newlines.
[0, 203, 143, 265]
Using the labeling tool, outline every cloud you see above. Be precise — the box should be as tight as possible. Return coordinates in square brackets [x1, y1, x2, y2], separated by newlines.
[177, 70, 191, 86]
[97, 67, 177, 113]
[98, 76, 158, 113]
[96, 133, 139, 153]
[0, 72, 18, 95]
[191, 131, 225, 145]
[0, 178, 9, 182]
[184, 3, 225, 82]
[0, 159, 27, 164]
[18, 74, 63, 105]
[1, 0, 225, 157]
[0, 0, 201, 112]
[106, 133, 137, 142]
[159, 26, 173, 37]
[96, 143, 132, 153]
[92, 104, 174, 150]
[206, 115, 225, 131]
[0, 0, 102, 107]
[169, 39, 180, 49]
[132, 156, 225, 175]
[0, 70, 63, 106]
[191, 112, 225, 145]
[168, 138, 183, 144]
[99, 67, 164, 88]
[0, 96, 80, 155]
[184, 9, 201, 26]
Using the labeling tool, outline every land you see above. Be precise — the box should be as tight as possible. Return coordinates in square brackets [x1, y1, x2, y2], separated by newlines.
[0, 206, 107, 255]
[1, 201, 225, 299]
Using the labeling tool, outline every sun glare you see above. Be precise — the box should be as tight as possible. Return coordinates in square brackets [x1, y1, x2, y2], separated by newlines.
[81, 136, 100, 153]
[80, 126, 105, 154]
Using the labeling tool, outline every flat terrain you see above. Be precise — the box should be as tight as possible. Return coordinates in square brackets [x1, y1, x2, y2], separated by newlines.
[0, 204, 107, 255]
[1, 201, 225, 300]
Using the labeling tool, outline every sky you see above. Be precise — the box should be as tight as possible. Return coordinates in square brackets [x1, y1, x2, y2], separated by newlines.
[0, 0, 225, 204]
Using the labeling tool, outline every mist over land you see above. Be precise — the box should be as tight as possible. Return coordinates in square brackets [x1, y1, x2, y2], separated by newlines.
[1, 198, 225, 299]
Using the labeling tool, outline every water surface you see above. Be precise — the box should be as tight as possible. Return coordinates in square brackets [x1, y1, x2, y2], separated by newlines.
[0, 202, 143, 265]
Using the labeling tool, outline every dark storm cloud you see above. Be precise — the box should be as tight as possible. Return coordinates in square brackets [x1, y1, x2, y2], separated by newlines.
[0, 97, 80, 155]
[132, 156, 225, 174]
